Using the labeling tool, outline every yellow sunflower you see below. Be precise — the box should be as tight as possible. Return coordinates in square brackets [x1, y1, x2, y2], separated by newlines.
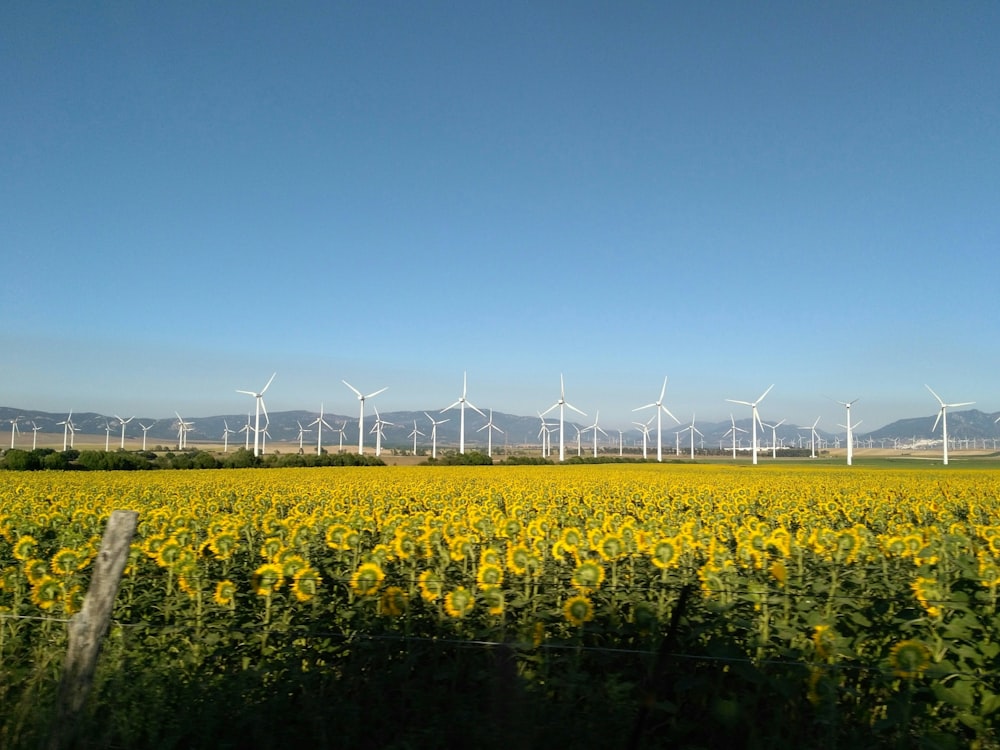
[214, 579, 237, 607]
[476, 562, 504, 589]
[418, 569, 444, 602]
[292, 567, 321, 602]
[563, 594, 594, 627]
[379, 585, 408, 617]
[443, 586, 475, 618]
[349, 562, 385, 596]
[570, 560, 605, 592]
[30, 575, 63, 610]
[251, 562, 284, 597]
[889, 639, 932, 680]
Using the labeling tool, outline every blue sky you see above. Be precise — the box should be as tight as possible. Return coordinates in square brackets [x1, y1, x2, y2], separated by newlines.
[2, 2, 998, 432]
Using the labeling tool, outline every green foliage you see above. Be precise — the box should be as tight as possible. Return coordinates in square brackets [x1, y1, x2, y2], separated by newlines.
[424, 450, 494, 466]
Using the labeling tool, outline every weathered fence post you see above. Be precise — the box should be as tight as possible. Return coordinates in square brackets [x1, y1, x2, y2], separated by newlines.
[47, 509, 138, 750]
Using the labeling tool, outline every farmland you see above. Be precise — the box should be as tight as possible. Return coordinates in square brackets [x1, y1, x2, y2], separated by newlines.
[3, 464, 1000, 748]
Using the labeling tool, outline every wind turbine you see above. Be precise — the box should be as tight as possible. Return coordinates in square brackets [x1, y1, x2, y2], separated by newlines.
[295, 421, 310, 453]
[236, 372, 276, 458]
[370, 407, 393, 457]
[239, 412, 252, 451]
[9, 417, 20, 449]
[477, 409, 503, 457]
[103, 420, 113, 451]
[58, 411, 74, 451]
[309, 404, 333, 455]
[808, 417, 820, 459]
[133, 421, 152, 451]
[679, 414, 704, 460]
[174, 412, 194, 449]
[836, 399, 861, 466]
[633, 416, 654, 459]
[541, 374, 586, 462]
[424, 412, 449, 459]
[408, 420, 425, 455]
[442, 371, 486, 454]
[114, 415, 134, 450]
[335, 421, 348, 453]
[583, 411, 608, 458]
[633, 376, 680, 462]
[723, 414, 747, 460]
[726, 384, 773, 465]
[222, 420, 235, 452]
[343, 380, 387, 454]
[31, 421, 41, 450]
[926, 385, 974, 466]
[761, 418, 785, 459]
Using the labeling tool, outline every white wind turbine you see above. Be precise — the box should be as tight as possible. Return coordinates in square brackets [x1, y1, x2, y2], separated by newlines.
[9, 417, 20, 449]
[633, 416, 654, 459]
[236, 372, 276, 458]
[103, 420, 113, 451]
[541, 374, 586, 462]
[679, 414, 704, 460]
[408, 420, 425, 455]
[726, 384, 774, 465]
[29, 421, 40, 450]
[723, 414, 747, 460]
[836, 399, 861, 466]
[761, 418, 785, 459]
[583, 411, 608, 458]
[222, 420, 235, 453]
[574, 424, 584, 457]
[239, 412, 252, 451]
[309, 404, 333, 455]
[926, 385, 974, 466]
[370, 407, 393, 457]
[442, 371, 486, 455]
[477, 408, 504, 457]
[808, 417, 821, 459]
[633, 376, 680, 462]
[296, 421, 310, 453]
[115, 415, 134, 450]
[335, 421, 348, 453]
[174, 412, 194, 449]
[139, 422, 155, 451]
[343, 380, 387, 454]
[424, 412, 449, 459]
[58, 411, 74, 451]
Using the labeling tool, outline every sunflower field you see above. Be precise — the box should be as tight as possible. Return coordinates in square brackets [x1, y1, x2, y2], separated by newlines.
[3, 464, 1000, 748]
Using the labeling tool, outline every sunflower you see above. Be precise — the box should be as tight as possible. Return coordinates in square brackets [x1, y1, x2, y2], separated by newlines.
[50, 548, 86, 576]
[292, 567, 321, 602]
[252, 562, 284, 597]
[563, 595, 594, 627]
[214, 579, 237, 607]
[768, 560, 788, 586]
[812, 624, 836, 660]
[208, 531, 238, 560]
[481, 586, 504, 616]
[506, 543, 531, 576]
[155, 539, 183, 569]
[12, 535, 38, 562]
[259, 536, 284, 562]
[479, 547, 502, 568]
[650, 538, 678, 570]
[418, 569, 444, 602]
[349, 562, 385, 596]
[597, 534, 625, 561]
[63, 584, 84, 616]
[279, 552, 308, 578]
[379, 585, 408, 617]
[30, 575, 63, 610]
[325, 523, 353, 551]
[889, 639, 932, 680]
[911, 576, 942, 619]
[570, 560, 605, 592]
[24, 558, 51, 586]
[476, 562, 504, 589]
[444, 586, 475, 618]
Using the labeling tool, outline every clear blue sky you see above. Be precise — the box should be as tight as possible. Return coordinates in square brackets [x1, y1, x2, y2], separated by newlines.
[3, 2, 998, 432]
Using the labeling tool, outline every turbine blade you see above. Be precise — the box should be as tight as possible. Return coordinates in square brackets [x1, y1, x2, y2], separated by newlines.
[342, 380, 362, 398]
[757, 384, 775, 403]
[365, 386, 388, 399]
[925, 384, 944, 405]
[566, 402, 586, 417]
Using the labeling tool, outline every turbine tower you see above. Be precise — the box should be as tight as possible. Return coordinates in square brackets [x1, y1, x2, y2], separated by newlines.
[633, 376, 680, 462]
[31, 421, 40, 450]
[836, 399, 861, 466]
[222, 420, 235, 452]
[115, 415, 134, 450]
[726, 384, 774, 465]
[309, 404, 333, 455]
[442, 371, 486, 454]
[58, 411, 74, 451]
[9, 417, 20, 449]
[541, 374, 586, 462]
[761, 418, 785, 460]
[633, 416, 654, 460]
[679, 414, 704, 460]
[583, 411, 608, 458]
[424, 412, 449, 459]
[808, 417, 820, 459]
[343, 380, 387, 455]
[723, 414, 747, 460]
[926, 385, 974, 466]
[477, 409, 503, 457]
[236, 372, 276, 458]
[408, 420, 425, 455]
[138, 422, 155, 451]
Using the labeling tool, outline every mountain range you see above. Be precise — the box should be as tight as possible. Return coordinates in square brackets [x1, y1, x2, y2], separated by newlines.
[3, 406, 999, 453]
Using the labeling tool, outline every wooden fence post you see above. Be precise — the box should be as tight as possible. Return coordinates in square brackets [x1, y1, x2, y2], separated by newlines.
[47, 509, 138, 750]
